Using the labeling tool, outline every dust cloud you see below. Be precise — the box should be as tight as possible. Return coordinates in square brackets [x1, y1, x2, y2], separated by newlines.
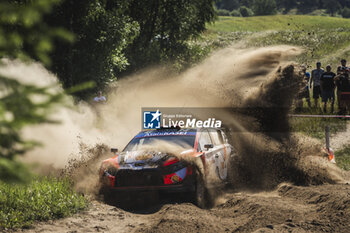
[0, 44, 346, 192]
[0, 59, 113, 168]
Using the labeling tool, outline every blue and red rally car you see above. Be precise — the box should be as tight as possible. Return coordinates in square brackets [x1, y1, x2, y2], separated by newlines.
[99, 128, 234, 207]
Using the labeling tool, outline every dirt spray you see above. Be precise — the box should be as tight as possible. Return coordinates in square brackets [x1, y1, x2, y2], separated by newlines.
[1, 45, 347, 197]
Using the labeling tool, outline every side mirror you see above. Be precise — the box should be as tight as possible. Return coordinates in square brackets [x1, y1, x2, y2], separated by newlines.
[111, 148, 118, 153]
[204, 144, 214, 150]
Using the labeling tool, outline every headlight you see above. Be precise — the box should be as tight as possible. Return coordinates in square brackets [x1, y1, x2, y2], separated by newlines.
[163, 167, 188, 184]
[163, 159, 186, 173]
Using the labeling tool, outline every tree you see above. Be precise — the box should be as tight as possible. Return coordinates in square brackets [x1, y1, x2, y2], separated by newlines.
[338, 0, 350, 8]
[253, 0, 277, 15]
[276, 0, 297, 12]
[240, 6, 254, 17]
[240, 0, 255, 7]
[0, 0, 73, 65]
[47, 0, 139, 98]
[324, 0, 341, 16]
[218, 0, 240, 11]
[0, 0, 70, 182]
[47, 0, 216, 97]
[124, 0, 216, 72]
[298, 0, 319, 13]
[342, 7, 350, 18]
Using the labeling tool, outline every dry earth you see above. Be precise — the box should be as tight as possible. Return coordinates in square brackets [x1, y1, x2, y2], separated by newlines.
[331, 122, 350, 151]
[13, 183, 350, 233]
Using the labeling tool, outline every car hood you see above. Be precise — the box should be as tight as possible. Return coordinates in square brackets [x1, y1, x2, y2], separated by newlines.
[118, 151, 170, 168]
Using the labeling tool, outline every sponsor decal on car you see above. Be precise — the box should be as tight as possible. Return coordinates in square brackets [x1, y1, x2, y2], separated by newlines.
[135, 130, 196, 138]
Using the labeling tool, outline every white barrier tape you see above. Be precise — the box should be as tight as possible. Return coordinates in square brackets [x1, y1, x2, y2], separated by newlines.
[289, 114, 350, 118]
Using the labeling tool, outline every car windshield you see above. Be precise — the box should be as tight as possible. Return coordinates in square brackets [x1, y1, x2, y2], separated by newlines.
[123, 135, 196, 152]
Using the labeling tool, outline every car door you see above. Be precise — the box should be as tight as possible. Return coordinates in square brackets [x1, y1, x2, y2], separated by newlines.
[209, 129, 228, 181]
[220, 130, 234, 158]
[197, 129, 215, 178]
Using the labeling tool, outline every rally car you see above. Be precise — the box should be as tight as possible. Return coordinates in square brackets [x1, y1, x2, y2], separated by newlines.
[99, 127, 234, 208]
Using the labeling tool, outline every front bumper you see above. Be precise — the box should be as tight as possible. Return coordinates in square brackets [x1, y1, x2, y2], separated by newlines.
[110, 181, 195, 192]
[101, 166, 195, 193]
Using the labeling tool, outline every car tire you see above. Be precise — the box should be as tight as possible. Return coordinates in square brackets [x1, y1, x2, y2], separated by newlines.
[193, 171, 210, 209]
[99, 185, 112, 200]
[227, 152, 242, 188]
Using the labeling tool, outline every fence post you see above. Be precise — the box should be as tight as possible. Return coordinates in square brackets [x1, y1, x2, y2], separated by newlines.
[325, 125, 335, 163]
[325, 125, 330, 150]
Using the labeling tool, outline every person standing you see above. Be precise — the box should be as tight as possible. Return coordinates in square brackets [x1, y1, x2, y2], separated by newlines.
[310, 61, 324, 108]
[296, 66, 311, 111]
[93, 91, 107, 103]
[303, 67, 312, 108]
[335, 63, 350, 114]
[320, 65, 336, 113]
[336, 59, 348, 112]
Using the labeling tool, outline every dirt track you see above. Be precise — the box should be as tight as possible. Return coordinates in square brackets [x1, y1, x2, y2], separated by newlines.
[8, 46, 350, 232]
[17, 183, 350, 233]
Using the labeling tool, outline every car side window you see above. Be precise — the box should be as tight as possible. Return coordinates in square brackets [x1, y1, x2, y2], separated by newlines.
[209, 130, 224, 145]
[220, 130, 229, 144]
[219, 130, 226, 143]
[198, 130, 213, 151]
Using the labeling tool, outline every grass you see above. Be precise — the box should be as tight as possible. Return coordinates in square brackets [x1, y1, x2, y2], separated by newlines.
[203, 15, 350, 67]
[202, 15, 350, 172]
[289, 98, 347, 139]
[0, 177, 88, 229]
[290, 116, 347, 139]
[201, 15, 350, 137]
[247, 28, 350, 66]
[335, 145, 350, 170]
[207, 15, 350, 33]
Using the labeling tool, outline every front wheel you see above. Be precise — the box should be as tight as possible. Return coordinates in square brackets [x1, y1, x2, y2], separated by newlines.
[192, 171, 211, 208]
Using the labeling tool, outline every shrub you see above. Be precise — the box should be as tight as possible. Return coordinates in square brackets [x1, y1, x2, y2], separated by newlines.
[253, 0, 277, 16]
[239, 6, 254, 17]
[342, 7, 350, 18]
[217, 9, 231, 16]
[230, 10, 242, 17]
[0, 159, 32, 184]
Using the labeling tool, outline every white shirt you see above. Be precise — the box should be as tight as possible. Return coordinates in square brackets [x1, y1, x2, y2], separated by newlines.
[93, 96, 107, 103]
[311, 68, 324, 87]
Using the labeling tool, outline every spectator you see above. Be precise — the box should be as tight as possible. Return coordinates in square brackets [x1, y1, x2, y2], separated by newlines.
[310, 61, 324, 108]
[320, 65, 336, 113]
[336, 59, 348, 112]
[93, 91, 107, 103]
[335, 62, 350, 114]
[296, 66, 311, 111]
[337, 59, 347, 73]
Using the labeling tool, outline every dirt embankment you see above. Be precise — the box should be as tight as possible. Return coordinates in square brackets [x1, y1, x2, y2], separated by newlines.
[17, 183, 350, 233]
[141, 183, 350, 233]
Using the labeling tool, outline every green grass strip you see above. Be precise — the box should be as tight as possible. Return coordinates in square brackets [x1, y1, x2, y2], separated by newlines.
[0, 177, 88, 229]
[335, 145, 350, 171]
